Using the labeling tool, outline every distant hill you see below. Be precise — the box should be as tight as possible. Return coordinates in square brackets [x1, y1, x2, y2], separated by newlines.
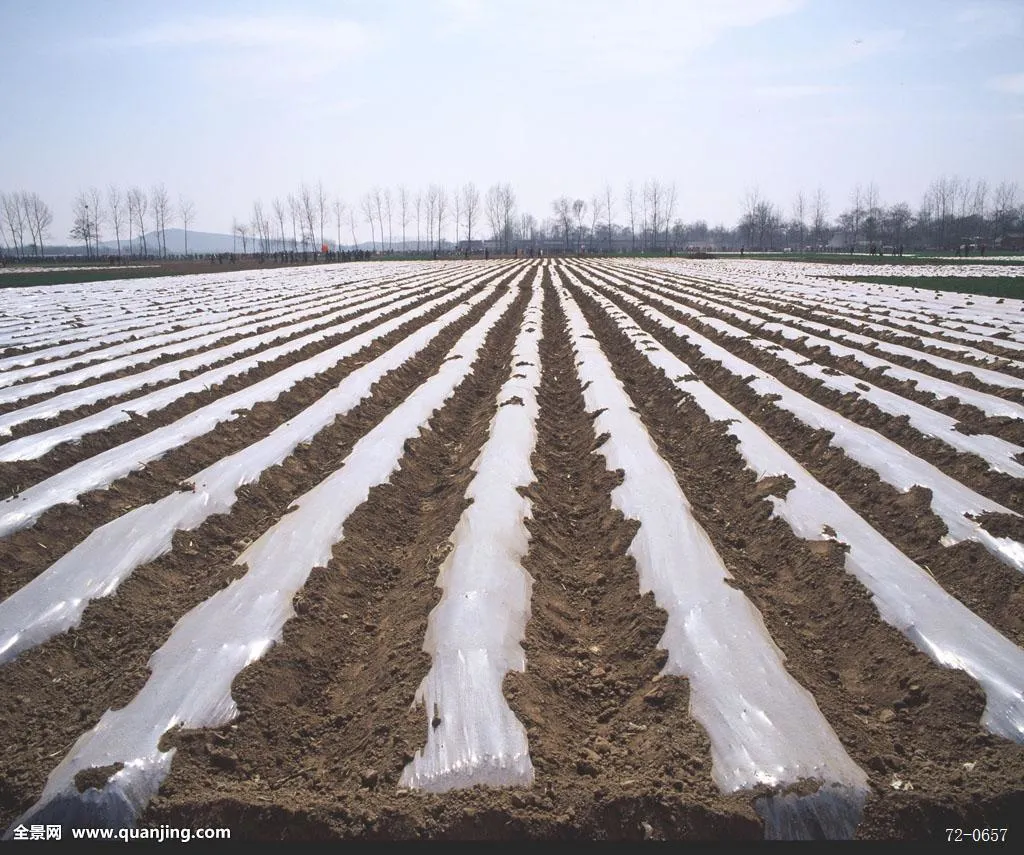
[97, 228, 238, 255]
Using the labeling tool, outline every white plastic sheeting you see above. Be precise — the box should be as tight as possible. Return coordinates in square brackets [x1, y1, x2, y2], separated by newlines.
[571, 276, 1024, 744]
[0, 276, 383, 388]
[0, 267, 499, 441]
[555, 273, 868, 837]
[712, 278, 1024, 358]
[400, 274, 542, 792]
[5, 284, 519, 833]
[619, 267, 1024, 421]
[633, 258, 1024, 337]
[0, 285, 501, 664]
[0, 281, 436, 446]
[0, 262, 442, 351]
[0, 276, 422, 407]
[584, 264, 1024, 477]
[575, 275, 1024, 572]
[656, 264, 1024, 355]
[0, 275, 490, 537]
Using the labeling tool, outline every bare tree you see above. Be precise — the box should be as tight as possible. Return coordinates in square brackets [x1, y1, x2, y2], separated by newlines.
[23, 192, 53, 256]
[272, 197, 287, 252]
[811, 187, 829, 248]
[86, 186, 103, 254]
[848, 183, 864, 246]
[234, 220, 250, 254]
[425, 185, 438, 250]
[107, 185, 126, 258]
[792, 191, 807, 250]
[625, 181, 637, 251]
[299, 183, 316, 254]
[415, 190, 423, 251]
[151, 183, 170, 257]
[971, 178, 988, 225]
[663, 182, 677, 250]
[884, 202, 912, 248]
[644, 180, 662, 251]
[487, 185, 504, 249]
[498, 183, 516, 253]
[316, 180, 329, 251]
[179, 195, 196, 256]
[383, 188, 393, 251]
[992, 181, 1019, 239]
[333, 196, 345, 250]
[287, 193, 300, 251]
[572, 198, 586, 252]
[928, 176, 956, 248]
[372, 186, 386, 254]
[589, 194, 603, 251]
[361, 193, 377, 252]
[252, 200, 272, 254]
[398, 185, 411, 249]
[861, 181, 881, 246]
[69, 192, 94, 255]
[552, 196, 572, 250]
[604, 183, 615, 252]
[436, 185, 448, 251]
[1, 192, 27, 255]
[127, 186, 147, 256]
[519, 213, 536, 250]
[453, 189, 461, 248]
[348, 208, 358, 249]
[461, 182, 480, 246]
[740, 186, 778, 250]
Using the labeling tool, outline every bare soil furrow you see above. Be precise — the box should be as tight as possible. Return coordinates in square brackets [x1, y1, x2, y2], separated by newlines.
[0, 285, 407, 417]
[670, 276, 1024, 404]
[0, 279, 507, 603]
[627, 271, 1024, 445]
[0, 278, 523, 832]
[0, 283, 456, 498]
[568, 274, 1024, 841]
[579, 277, 1024, 648]
[138, 275, 531, 838]
[586, 268, 1022, 512]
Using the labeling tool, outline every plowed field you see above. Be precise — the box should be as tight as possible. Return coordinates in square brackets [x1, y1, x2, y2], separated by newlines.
[1, 258, 1022, 841]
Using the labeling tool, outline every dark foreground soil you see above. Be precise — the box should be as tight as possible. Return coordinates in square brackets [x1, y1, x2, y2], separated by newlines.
[0, 260, 1021, 841]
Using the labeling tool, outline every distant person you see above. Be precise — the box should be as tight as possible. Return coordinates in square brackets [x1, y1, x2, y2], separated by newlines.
[740, 246, 744, 256]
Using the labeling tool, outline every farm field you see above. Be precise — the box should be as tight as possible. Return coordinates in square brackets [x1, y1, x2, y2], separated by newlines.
[0, 258, 1022, 841]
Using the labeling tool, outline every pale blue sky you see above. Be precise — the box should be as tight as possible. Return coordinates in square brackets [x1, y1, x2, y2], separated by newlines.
[1, 0, 1022, 240]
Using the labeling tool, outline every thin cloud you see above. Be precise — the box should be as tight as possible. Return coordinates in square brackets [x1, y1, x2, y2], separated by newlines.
[430, 0, 804, 78]
[755, 84, 848, 100]
[953, 1, 1024, 49]
[91, 14, 372, 98]
[986, 73, 1024, 95]
[96, 15, 370, 56]
[436, 0, 487, 35]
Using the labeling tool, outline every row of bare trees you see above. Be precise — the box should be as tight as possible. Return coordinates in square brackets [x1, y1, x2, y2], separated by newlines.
[548, 180, 678, 253]
[0, 191, 53, 257]
[8, 175, 1023, 260]
[355, 182, 495, 252]
[239, 182, 334, 255]
[236, 181, 510, 255]
[736, 178, 1023, 252]
[65, 184, 196, 258]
